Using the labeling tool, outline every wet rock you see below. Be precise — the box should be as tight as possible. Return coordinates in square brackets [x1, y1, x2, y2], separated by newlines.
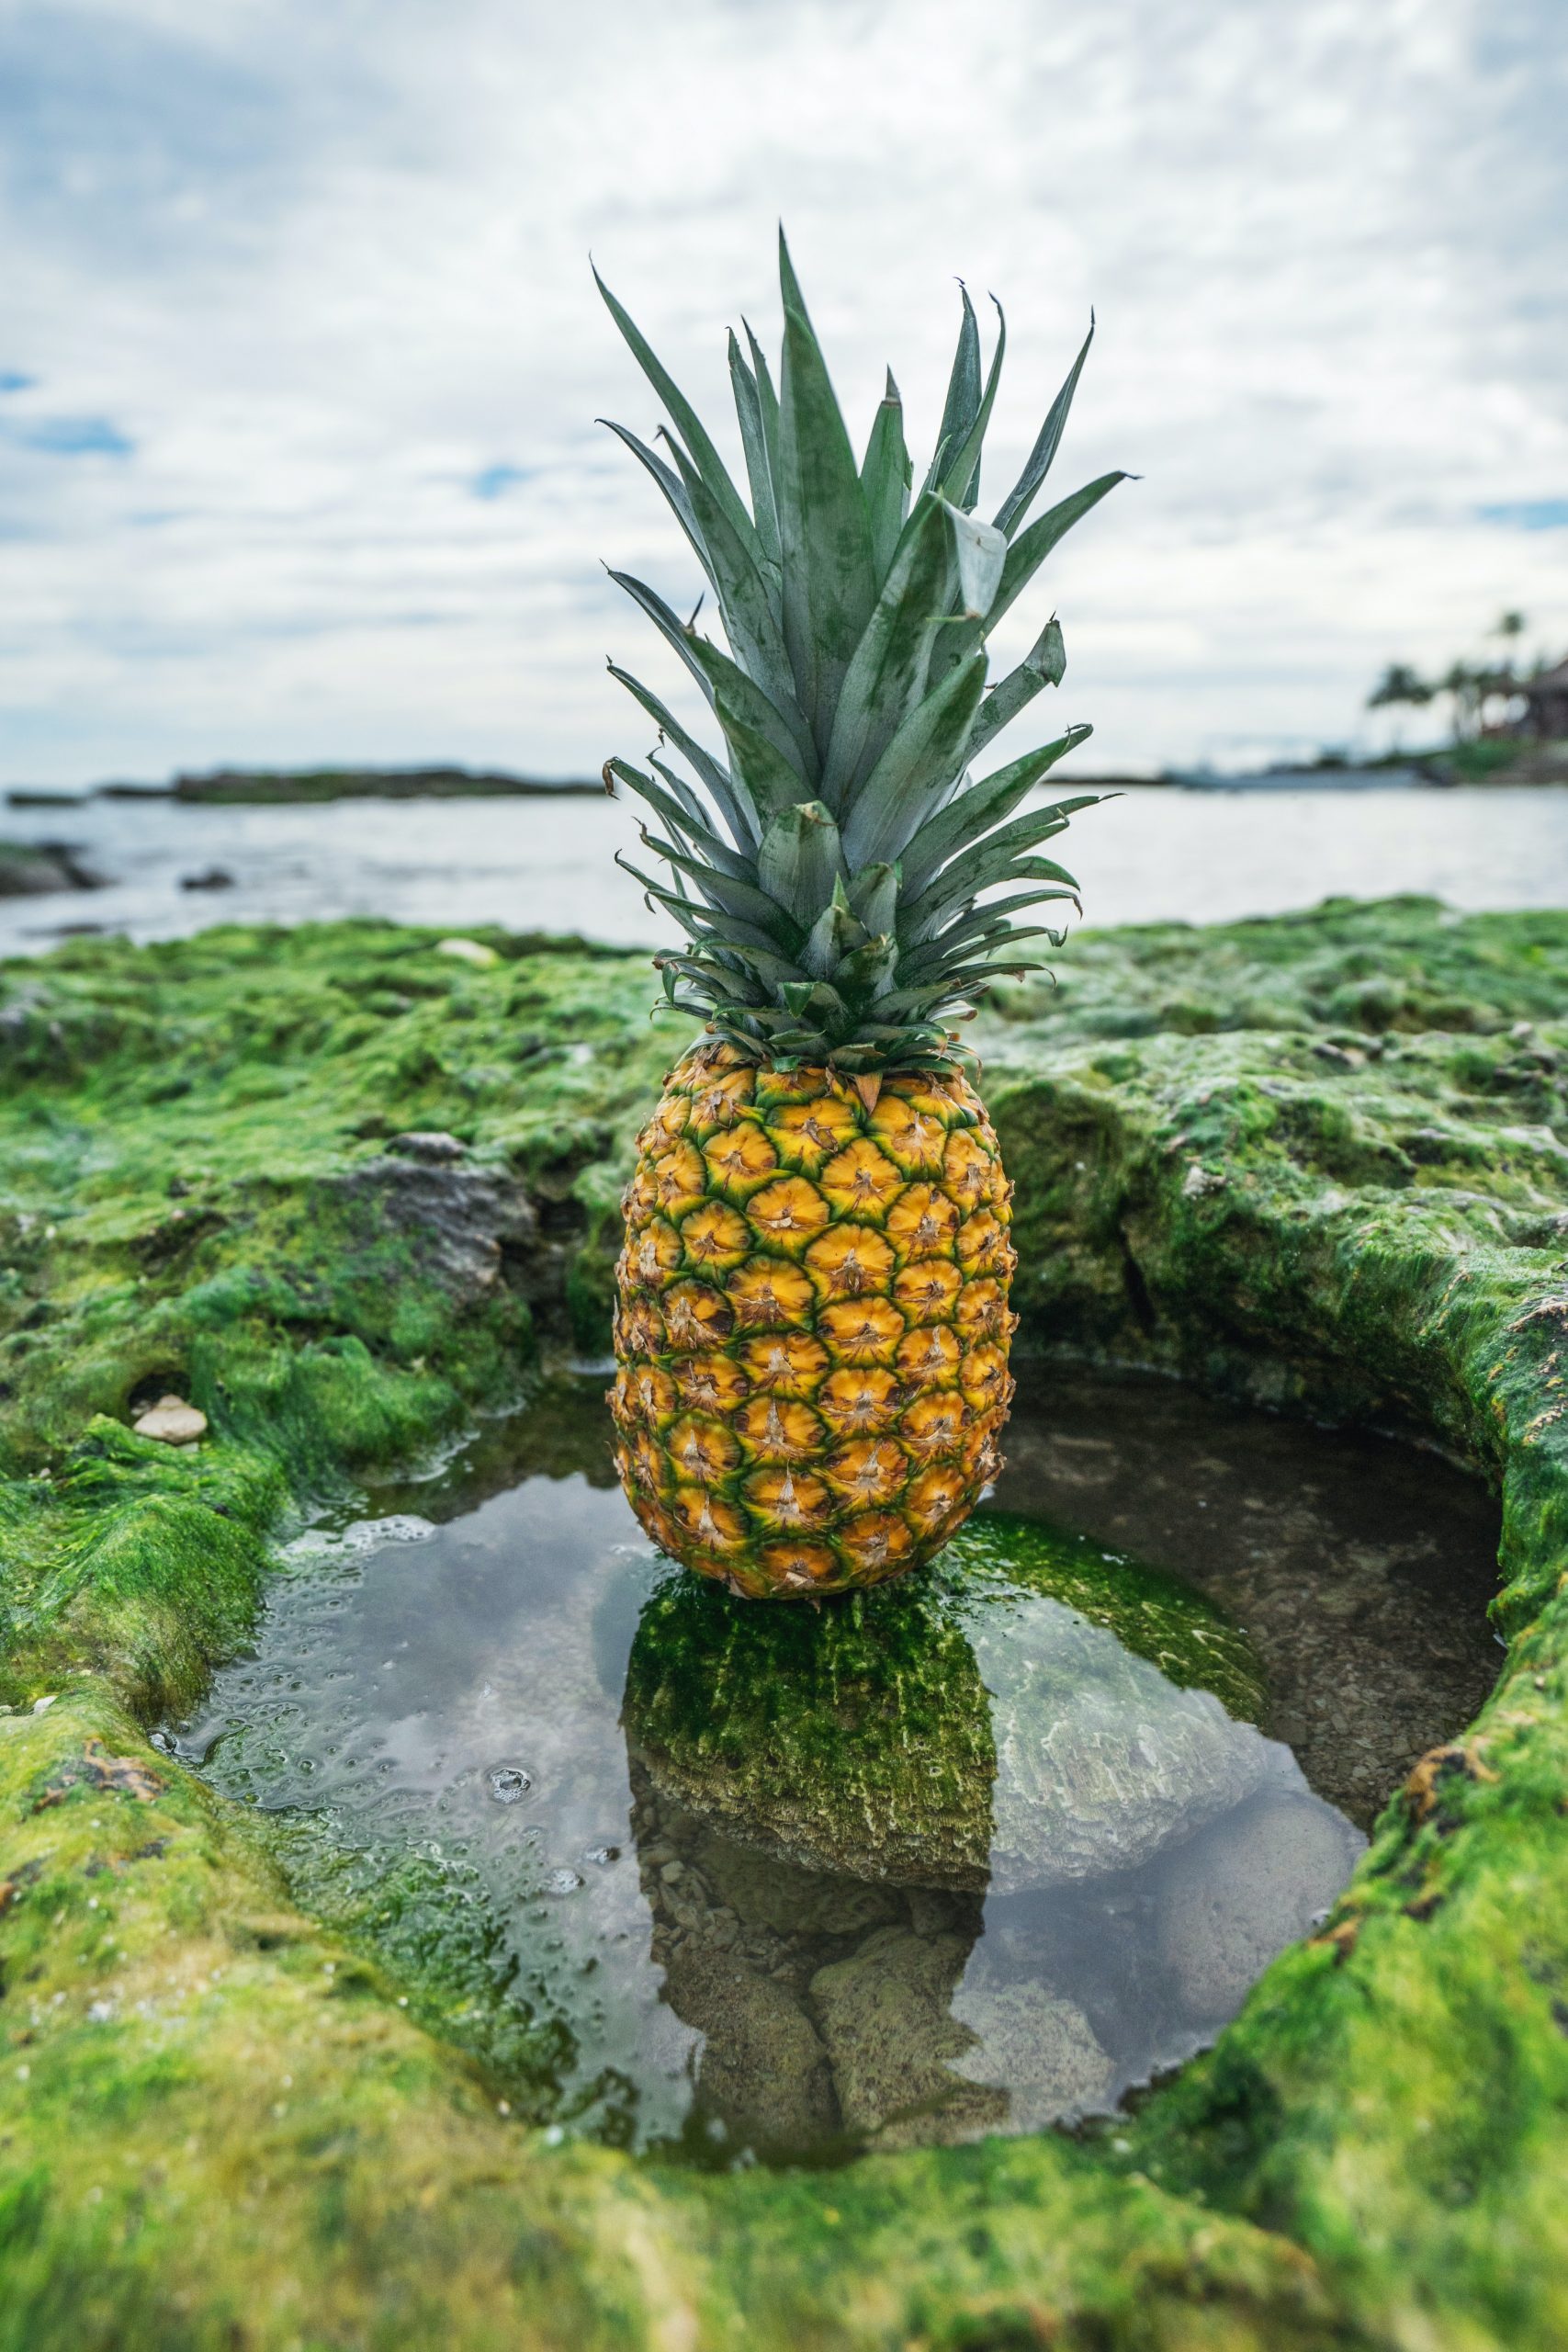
[0, 840, 103, 896]
[660, 1942, 838, 2152]
[947, 1979, 1113, 2129]
[1156, 1785, 1366, 2021]
[694, 1838, 901, 1942]
[321, 1156, 535, 1305]
[436, 937, 500, 967]
[131, 1393, 208, 1443]
[178, 866, 234, 891]
[387, 1130, 468, 1162]
[625, 1515, 1267, 1894]
[811, 1926, 1004, 2148]
[625, 1563, 995, 1890]
[965, 1600, 1268, 1893]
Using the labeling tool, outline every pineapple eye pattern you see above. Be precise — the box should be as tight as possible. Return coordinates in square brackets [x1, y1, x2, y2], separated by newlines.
[608, 1055, 1016, 1595]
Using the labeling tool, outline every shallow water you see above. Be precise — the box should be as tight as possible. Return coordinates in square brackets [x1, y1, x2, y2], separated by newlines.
[168, 1368, 1501, 2162]
[5, 782, 1567, 959]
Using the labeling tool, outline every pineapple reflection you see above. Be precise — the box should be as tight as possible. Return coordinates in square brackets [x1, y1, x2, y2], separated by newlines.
[623, 1514, 1363, 2155]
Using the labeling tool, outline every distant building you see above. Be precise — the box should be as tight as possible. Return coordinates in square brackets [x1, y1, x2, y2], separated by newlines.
[1517, 658, 1568, 741]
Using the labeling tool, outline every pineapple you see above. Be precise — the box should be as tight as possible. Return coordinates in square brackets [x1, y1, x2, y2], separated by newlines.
[600, 235, 1124, 1599]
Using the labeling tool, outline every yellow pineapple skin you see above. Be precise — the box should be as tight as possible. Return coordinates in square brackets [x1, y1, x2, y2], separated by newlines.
[609, 1041, 1018, 1599]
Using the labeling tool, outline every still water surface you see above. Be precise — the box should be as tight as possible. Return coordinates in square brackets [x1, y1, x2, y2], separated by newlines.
[167, 1369, 1500, 2163]
[5, 784, 1566, 960]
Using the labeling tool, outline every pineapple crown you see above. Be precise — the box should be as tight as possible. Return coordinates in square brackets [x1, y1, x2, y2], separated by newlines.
[600, 231, 1128, 1075]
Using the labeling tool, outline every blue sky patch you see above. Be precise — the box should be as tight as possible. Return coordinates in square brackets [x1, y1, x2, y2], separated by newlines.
[470, 462, 531, 502]
[1478, 499, 1568, 531]
[17, 415, 134, 457]
[0, 371, 35, 394]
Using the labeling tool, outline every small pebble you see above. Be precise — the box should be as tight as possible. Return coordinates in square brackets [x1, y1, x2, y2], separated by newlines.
[132, 1395, 208, 1444]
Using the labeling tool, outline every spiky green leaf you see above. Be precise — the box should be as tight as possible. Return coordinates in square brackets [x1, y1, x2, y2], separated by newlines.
[840, 652, 987, 868]
[968, 616, 1065, 760]
[728, 331, 782, 580]
[993, 318, 1094, 538]
[821, 495, 953, 808]
[594, 266, 759, 559]
[776, 232, 878, 754]
[756, 801, 846, 925]
[861, 370, 913, 583]
[921, 283, 982, 501]
[898, 725, 1092, 899]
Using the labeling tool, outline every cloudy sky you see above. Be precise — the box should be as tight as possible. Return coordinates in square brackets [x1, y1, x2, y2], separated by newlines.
[2, 0, 1564, 785]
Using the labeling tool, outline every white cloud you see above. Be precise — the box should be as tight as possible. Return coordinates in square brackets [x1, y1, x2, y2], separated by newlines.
[0, 0, 1564, 783]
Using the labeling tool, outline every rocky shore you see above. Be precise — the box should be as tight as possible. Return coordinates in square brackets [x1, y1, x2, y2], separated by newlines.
[1, 896, 1565, 2349]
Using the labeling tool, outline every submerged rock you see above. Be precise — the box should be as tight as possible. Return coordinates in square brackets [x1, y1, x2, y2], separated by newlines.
[811, 1925, 1000, 2147]
[1156, 1784, 1366, 2020]
[624, 1512, 1268, 1894]
[964, 1595, 1268, 1893]
[947, 1979, 1114, 2132]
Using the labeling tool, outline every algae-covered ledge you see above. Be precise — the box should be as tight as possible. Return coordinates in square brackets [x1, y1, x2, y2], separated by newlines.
[2, 898, 1567, 2350]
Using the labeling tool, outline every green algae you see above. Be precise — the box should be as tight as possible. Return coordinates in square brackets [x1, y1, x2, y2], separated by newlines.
[624, 1513, 1264, 1891]
[1, 898, 1566, 2348]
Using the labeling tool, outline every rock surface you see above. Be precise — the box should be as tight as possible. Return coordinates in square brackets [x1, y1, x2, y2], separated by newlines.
[130, 1392, 208, 1442]
[625, 1512, 1267, 1894]
[964, 1592, 1268, 1892]
[1156, 1785, 1367, 2020]
[321, 1153, 536, 1306]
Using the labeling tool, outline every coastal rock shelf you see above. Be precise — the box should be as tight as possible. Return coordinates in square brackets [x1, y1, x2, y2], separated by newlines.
[1, 897, 1565, 2350]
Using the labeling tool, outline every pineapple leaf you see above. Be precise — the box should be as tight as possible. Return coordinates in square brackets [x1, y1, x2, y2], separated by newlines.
[744, 321, 782, 484]
[897, 724, 1093, 899]
[682, 629, 817, 785]
[941, 500, 1006, 621]
[662, 434, 794, 710]
[847, 861, 899, 934]
[757, 800, 846, 925]
[903, 814, 1097, 943]
[968, 616, 1065, 760]
[801, 887, 864, 980]
[860, 369, 913, 583]
[604, 757, 754, 883]
[711, 682, 818, 824]
[608, 571, 716, 707]
[989, 471, 1129, 631]
[593, 266, 759, 561]
[900, 880, 1081, 976]
[921, 282, 982, 503]
[684, 931, 806, 984]
[840, 651, 987, 868]
[606, 662, 754, 849]
[728, 330, 782, 582]
[821, 495, 952, 808]
[993, 317, 1095, 539]
[936, 294, 1005, 514]
[597, 419, 706, 571]
[776, 232, 878, 755]
[638, 750, 709, 835]
[655, 953, 768, 1006]
[834, 932, 899, 998]
[639, 827, 805, 945]
[614, 853, 716, 939]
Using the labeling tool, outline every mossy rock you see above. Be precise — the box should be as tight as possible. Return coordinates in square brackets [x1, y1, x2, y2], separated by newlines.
[623, 1511, 1269, 1892]
[2, 902, 1566, 2349]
